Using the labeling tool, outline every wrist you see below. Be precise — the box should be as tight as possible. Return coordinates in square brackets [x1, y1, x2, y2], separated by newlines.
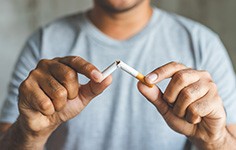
[16, 115, 56, 148]
[0, 117, 53, 150]
[189, 128, 228, 150]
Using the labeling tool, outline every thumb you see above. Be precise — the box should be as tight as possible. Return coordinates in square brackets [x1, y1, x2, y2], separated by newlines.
[137, 82, 195, 136]
[79, 75, 112, 106]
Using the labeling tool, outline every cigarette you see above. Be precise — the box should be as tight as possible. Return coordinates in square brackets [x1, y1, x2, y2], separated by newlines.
[118, 61, 154, 88]
[102, 61, 119, 80]
[102, 60, 153, 87]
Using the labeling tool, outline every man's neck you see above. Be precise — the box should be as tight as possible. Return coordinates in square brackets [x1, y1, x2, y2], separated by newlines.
[88, 1, 153, 40]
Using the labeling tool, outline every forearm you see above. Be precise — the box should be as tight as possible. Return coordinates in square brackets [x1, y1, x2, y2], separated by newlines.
[0, 118, 49, 150]
[192, 127, 236, 150]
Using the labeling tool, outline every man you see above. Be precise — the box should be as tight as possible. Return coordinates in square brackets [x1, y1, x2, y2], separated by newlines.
[0, 0, 236, 149]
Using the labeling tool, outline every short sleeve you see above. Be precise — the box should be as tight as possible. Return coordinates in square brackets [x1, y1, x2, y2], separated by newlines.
[0, 30, 42, 123]
[200, 34, 236, 124]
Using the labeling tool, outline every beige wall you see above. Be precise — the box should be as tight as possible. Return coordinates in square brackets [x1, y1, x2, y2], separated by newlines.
[0, 0, 235, 108]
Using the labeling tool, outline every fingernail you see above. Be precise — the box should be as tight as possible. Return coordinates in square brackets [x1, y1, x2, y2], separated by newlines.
[146, 73, 158, 83]
[91, 70, 103, 82]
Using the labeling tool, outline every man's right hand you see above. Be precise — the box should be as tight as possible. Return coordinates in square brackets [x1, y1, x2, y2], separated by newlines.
[17, 56, 112, 142]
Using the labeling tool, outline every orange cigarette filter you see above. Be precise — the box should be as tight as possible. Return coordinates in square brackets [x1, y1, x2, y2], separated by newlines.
[102, 60, 154, 88]
[117, 61, 154, 88]
[136, 73, 154, 88]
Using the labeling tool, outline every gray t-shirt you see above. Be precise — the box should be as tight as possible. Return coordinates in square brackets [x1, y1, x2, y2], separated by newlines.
[1, 7, 236, 150]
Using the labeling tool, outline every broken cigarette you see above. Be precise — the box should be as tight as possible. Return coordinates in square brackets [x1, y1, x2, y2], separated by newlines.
[102, 60, 153, 88]
[102, 61, 119, 80]
[118, 61, 154, 88]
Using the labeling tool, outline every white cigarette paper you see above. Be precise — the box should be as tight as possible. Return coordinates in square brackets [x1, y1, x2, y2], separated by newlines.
[102, 61, 119, 80]
[118, 61, 153, 87]
[118, 61, 139, 78]
[101, 60, 153, 87]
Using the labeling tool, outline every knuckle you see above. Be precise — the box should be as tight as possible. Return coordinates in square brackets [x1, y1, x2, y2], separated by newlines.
[173, 71, 186, 84]
[186, 112, 201, 124]
[180, 88, 193, 100]
[20, 80, 29, 89]
[53, 88, 67, 99]
[202, 70, 212, 79]
[157, 67, 167, 75]
[54, 103, 64, 111]
[48, 61, 60, 71]
[53, 98, 67, 111]
[19, 80, 32, 94]
[209, 82, 218, 91]
[38, 59, 47, 64]
[29, 69, 40, 77]
[169, 61, 179, 66]
[52, 57, 61, 61]
[186, 115, 195, 124]
[187, 104, 198, 115]
[163, 93, 173, 103]
[39, 99, 52, 111]
[53, 98, 66, 111]
[82, 62, 94, 71]
[173, 104, 182, 117]
[46, 77, 68, 99]
[64, 70, 77, 81]
[192, 83, 200, 92]
[37, 59, 49, 68]
[170, 61, 185, 69]
[70, 56, 82, 64]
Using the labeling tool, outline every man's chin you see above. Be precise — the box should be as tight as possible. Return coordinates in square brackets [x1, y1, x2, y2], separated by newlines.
[95, 0, 145, 13]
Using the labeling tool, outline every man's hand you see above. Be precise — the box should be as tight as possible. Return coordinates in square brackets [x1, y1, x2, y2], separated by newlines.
[138, 62, 228, 149]
[16, 56, 112, 148]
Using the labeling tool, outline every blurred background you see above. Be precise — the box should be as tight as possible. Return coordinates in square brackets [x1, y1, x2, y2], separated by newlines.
[0, 0, 236, 108]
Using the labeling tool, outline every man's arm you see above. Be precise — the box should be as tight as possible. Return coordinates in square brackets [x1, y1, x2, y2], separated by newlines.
[0, 123, 11, 134]
[228, 125, 236, 137]
[0, 120, 50, 150]
[0, 56, 112, 150]
[138, 62, 236, 150]
[0, 123, 12, 148]
[223, 125, 236, 149]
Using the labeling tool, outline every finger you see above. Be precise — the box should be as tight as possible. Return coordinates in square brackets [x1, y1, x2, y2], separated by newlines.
[173, 79, 211, 118]
[163, 69, 202, 104]
[49, 60, 79, 100]
[185, 82, 225, 124]
[137, 82, 196, 136]
[78, 75, 112, 106]
[185, 110, 202, 124]
[137, 81, 168, 115]
[145, 62, 187, 84]
[37, 74, 68, 112]
[58, 56, 103, 83]
[19, 80, 55, 116]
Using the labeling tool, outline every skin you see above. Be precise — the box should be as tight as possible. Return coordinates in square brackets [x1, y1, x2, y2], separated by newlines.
[0, 56, 112, 149]
[94, 0, 144, 13]
[89, 0, 152, 40]
[0, 0, 236, 149]
[139, 62, 236, 149]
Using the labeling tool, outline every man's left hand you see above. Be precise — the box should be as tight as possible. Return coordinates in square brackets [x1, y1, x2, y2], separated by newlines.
[138, 62, 227, 149]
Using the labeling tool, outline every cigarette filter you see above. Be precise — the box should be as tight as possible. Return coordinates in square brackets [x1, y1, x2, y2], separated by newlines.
[101, 60, 153, 88]
[118, 61, 153, 88]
